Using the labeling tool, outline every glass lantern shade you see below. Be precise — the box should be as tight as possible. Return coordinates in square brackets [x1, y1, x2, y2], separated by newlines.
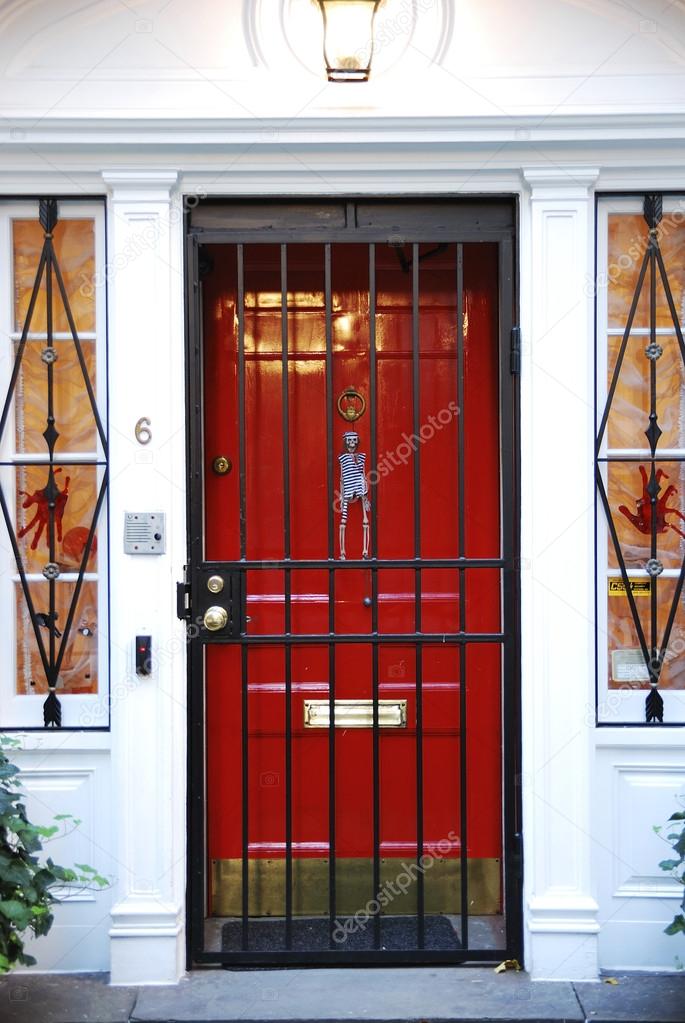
[317, 0, 382, 82]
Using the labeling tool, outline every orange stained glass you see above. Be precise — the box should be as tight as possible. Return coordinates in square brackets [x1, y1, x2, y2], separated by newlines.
[607, 213, 685, 331]
[15, 579, 98, 696]
[13, 218, 95, 334]
[605, 210, 685, 691]
[15, 464, 100, 576]
[13, 340, 97, 454]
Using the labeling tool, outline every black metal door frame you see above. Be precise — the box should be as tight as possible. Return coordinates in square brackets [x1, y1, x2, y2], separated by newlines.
[183, 197, 522, 967]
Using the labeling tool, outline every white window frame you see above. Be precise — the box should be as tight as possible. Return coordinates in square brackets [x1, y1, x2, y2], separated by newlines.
[0, 199, 108, 729]
[596, 195, 685, 725]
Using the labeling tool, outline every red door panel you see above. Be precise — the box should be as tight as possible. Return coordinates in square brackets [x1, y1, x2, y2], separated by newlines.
[202, 238, 504, 938]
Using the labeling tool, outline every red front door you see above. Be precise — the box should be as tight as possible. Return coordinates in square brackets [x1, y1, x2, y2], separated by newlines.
[186, 200, 519, 965]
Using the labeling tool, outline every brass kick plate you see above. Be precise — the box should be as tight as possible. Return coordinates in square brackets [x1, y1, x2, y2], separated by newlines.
[212, 857, 501, 917]
[304, 699, 407, 729]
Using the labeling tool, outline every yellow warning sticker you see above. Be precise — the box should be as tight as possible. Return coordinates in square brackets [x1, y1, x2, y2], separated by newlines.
[608, 579, 651, 597]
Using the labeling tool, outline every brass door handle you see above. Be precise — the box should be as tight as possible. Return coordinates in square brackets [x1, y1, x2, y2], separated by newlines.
[204, 606, 228, 631]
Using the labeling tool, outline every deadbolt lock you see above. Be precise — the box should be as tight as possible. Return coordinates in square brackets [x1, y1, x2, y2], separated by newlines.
[203, 606, 228, 632]
[207, 575, 224, 594]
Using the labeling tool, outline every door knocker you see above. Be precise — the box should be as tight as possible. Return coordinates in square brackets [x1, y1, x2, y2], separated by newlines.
[338, 430, 370, 560]
[337, 388, 366, 423]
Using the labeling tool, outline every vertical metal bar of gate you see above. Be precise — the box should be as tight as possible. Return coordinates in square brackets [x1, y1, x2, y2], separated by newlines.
[45, 238, 56, 674]
[411, 244, 425, 948]
[499, 234, 521, 958]
[325, 244, 337, 945]
[281, 245, 293, 948]
[237, 245, 249, 949]
[649, 234, 658, 666]
[456, 243, 469, 950]
[369, 244, 381, 948]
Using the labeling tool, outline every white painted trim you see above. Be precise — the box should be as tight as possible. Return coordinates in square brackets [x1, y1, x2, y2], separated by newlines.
[3, 114, 685, 146]
[104, 170, 187, 986]
[521, 166, 601, 981]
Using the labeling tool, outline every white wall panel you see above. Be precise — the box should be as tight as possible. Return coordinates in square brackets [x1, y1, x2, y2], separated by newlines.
[594, 743, 685, 971]
[11, 750, 113, 972]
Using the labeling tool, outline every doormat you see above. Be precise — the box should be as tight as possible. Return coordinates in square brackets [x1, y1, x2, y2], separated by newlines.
[221, 915, 461, 952]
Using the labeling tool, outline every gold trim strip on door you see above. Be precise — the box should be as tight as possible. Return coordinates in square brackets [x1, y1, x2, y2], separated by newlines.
[303, 699, 407, 729]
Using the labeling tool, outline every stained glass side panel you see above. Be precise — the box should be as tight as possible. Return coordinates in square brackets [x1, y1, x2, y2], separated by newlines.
[13, 218, 95, 334]
[3, 207, 105, 721]
[606, 461, 685, 573]
[607, 575, 685, 692]
[603, 208, 685, 700]
[14, 464, 100, 576]
[607, 333, 685, 452]
[607, 213, 685, 330]
[15, 580, 99, 696]
[13, 340, 97, 454]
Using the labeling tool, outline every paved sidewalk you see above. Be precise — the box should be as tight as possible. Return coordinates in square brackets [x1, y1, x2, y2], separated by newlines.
[0, 968, 684, 1023]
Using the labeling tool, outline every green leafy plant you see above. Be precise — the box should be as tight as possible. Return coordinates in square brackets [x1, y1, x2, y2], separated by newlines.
[0, 736, 109, 973]
[655, 798, 685, 938]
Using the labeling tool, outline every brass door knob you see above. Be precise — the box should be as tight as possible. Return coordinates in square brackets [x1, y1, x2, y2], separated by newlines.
[203, 606, 228, 631]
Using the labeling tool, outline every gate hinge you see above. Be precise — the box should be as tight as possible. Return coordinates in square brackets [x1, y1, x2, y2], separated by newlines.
[176, 568, 191, 621]
[510, 327, 521, 375]
[512, 831, 524, 880]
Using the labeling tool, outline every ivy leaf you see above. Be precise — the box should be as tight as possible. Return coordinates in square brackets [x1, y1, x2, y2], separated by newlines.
[665, 916, 685, 936]
[659, 859, 681, 872]
[0, 901, 32, 930]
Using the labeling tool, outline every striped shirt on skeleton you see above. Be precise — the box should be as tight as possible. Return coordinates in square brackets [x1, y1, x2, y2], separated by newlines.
[339, 431, 369, 524]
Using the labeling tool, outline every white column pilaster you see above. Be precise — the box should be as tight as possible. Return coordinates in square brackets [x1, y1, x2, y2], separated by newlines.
[102, 170, 186, 984]
[520, 167, 600, 980]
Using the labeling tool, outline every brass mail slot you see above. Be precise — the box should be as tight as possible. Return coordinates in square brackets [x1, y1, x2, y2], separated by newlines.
[303, 699, 407, 729]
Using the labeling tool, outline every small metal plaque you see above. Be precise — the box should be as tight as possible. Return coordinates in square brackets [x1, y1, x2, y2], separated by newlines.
[611, 648, 650, 683]
[124, 512, 166, 554]
[608, 578, 651, 597]
[304, 699, 407, 729]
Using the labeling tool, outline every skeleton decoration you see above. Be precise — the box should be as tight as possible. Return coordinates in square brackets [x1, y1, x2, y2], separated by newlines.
[338, 431, 370, 560]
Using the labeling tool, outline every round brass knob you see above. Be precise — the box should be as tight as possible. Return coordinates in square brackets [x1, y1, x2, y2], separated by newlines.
[212, 455, 232, 475]
[207, 575, 224, 594]
[203, 606, 228, 631]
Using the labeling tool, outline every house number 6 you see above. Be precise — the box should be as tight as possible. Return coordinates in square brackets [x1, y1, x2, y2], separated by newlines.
[135, 417, 152, 445]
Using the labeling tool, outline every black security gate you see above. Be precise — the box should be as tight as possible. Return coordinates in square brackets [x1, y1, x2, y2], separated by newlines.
[183, 199, 522, 966]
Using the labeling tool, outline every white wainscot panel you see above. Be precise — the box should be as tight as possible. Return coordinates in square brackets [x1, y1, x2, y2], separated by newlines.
[594, 749, 685, 972]
[13, 752, 113, 972]
[613, 767, 684, 899]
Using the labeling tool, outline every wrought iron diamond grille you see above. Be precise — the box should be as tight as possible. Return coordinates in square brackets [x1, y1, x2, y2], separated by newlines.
[0, 199, 108, 727]
[596, 193, 685, 724]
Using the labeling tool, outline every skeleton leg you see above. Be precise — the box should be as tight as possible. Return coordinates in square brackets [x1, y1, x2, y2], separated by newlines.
[361, 497, 370, 559]
[339, 499, 348, 560]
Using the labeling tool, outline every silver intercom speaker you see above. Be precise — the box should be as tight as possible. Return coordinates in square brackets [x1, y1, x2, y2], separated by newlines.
[124, 512, 166, 554]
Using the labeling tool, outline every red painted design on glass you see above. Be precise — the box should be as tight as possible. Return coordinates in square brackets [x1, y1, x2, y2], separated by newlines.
[618, 464, 685, 540]
[17, 468, 70, 551]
